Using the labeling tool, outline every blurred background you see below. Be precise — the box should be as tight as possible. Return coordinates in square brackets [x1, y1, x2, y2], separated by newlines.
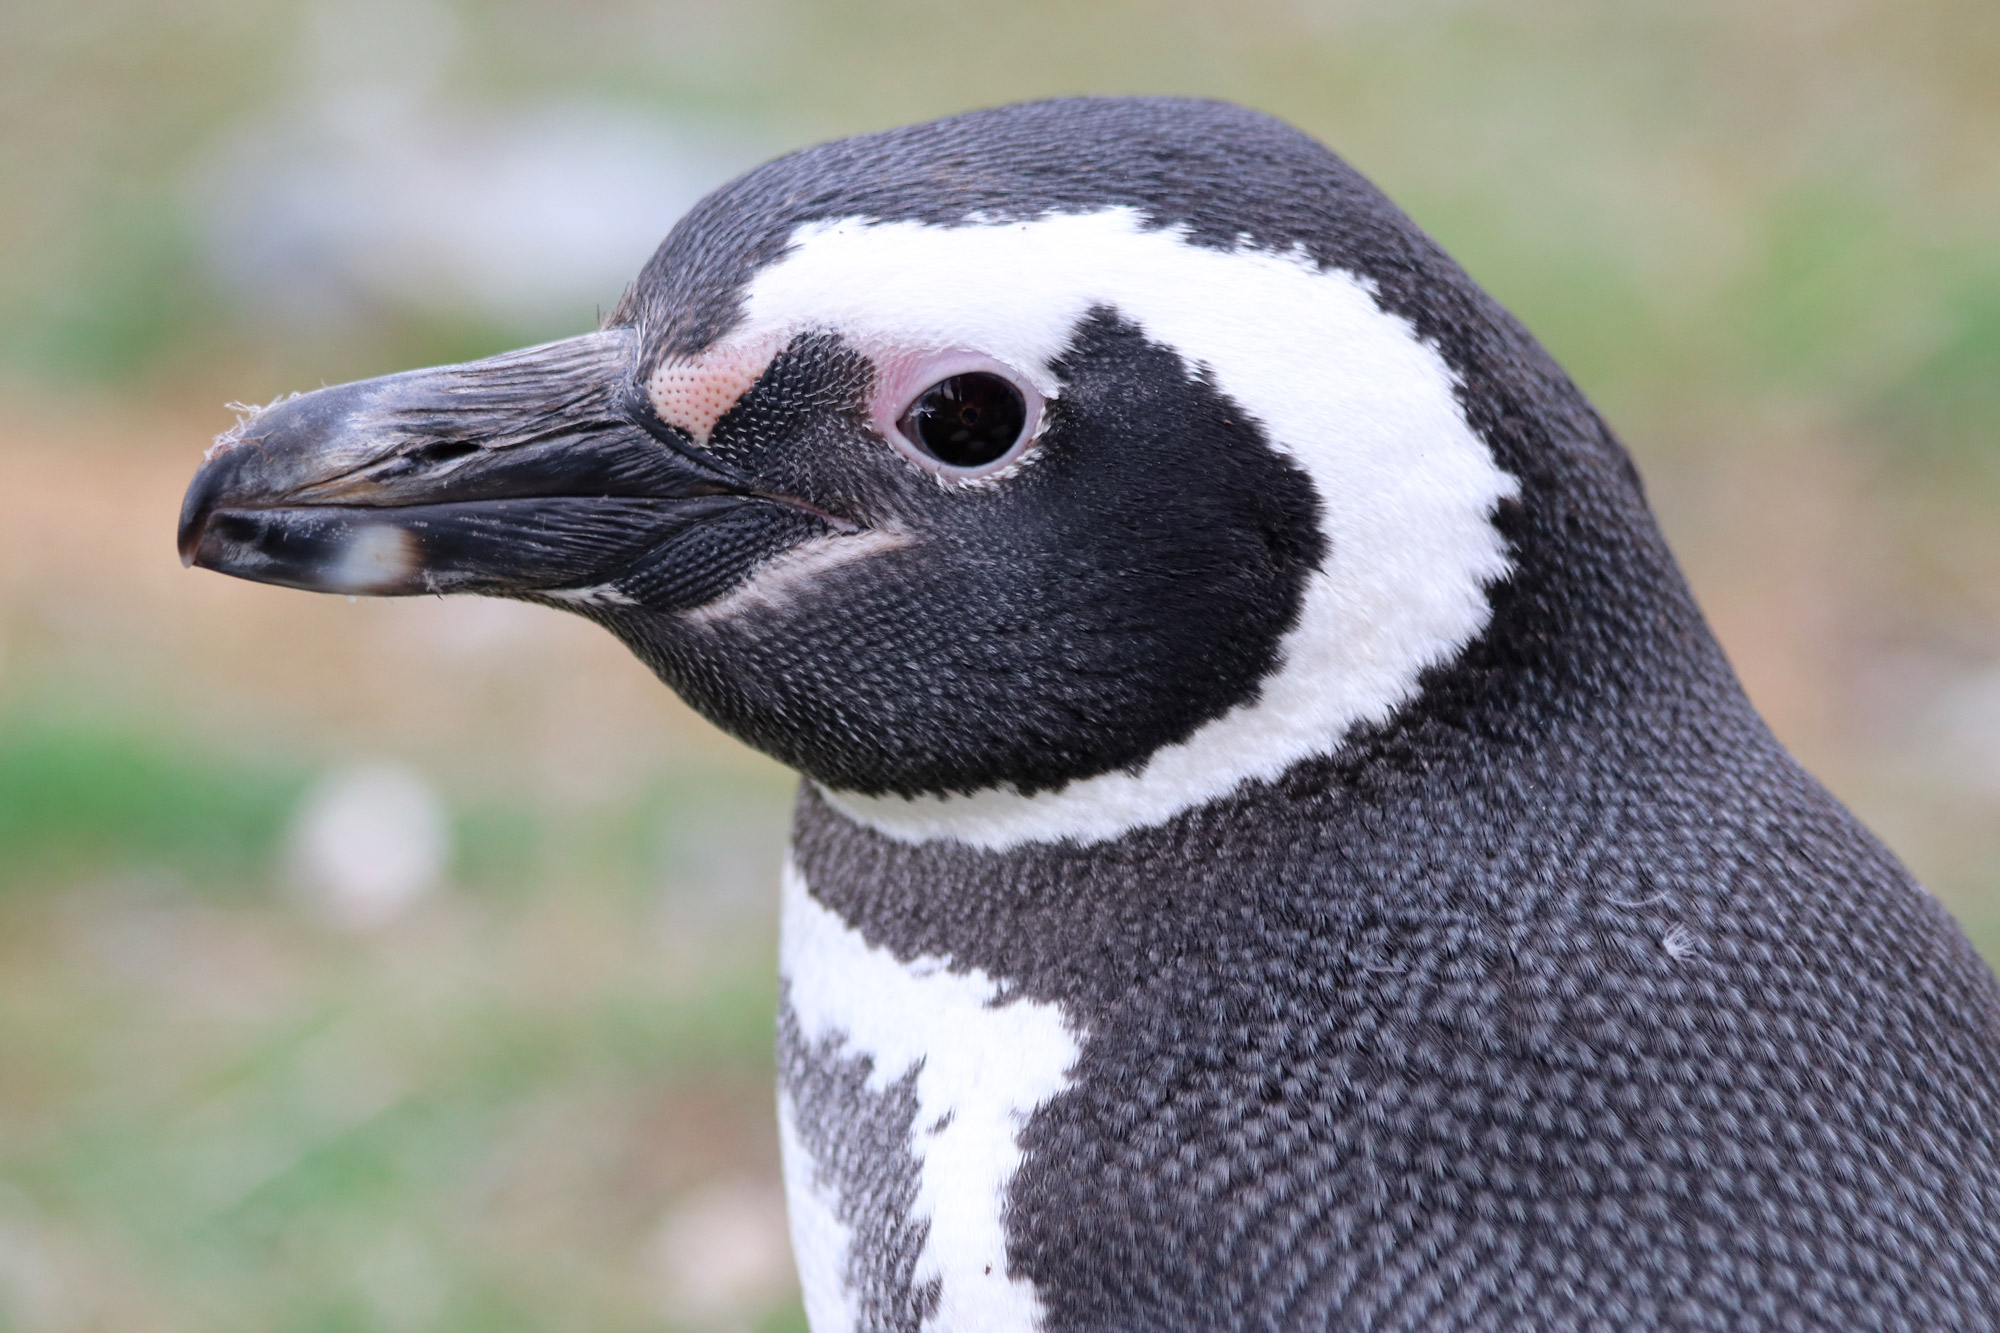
[0, 0, 1996, 1327]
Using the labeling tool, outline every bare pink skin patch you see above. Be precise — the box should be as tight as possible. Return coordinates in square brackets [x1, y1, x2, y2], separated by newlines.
[646, 333, 1047, 489]
[646, 338, 785, 444]
[865, 348, 1048, 481]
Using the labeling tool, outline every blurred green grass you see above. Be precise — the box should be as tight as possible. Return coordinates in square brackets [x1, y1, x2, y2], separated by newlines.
[0, 707, 306, 893]
[0, 0, 1996, 1328]
[0, 698, 797, 1330]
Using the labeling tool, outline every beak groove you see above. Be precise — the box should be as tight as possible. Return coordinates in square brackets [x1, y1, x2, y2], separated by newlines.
[176, 331, 823, 604]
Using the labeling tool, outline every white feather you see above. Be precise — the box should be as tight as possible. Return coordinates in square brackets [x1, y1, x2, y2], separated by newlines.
[717, 208, 1517, 849]
[778, 859, 1080, 1332]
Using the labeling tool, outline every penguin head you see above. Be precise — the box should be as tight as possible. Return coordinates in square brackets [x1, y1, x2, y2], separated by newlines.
[180, 98, 1682, 846]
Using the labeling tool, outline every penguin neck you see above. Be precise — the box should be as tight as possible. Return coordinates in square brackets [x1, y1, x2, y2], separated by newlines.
[784, 603, 1766, 998]
[773, 600, 1774, 1331]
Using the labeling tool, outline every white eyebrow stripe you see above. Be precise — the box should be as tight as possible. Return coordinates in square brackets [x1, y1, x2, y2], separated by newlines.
[729, 209, 1517, 850]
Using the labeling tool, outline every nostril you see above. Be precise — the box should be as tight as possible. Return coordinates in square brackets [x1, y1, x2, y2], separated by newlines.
[370, 439, 482, 485]
[406, 439, 482, 468]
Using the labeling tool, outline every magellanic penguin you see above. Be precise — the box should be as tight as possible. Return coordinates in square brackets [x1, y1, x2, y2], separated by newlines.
[179, 98, 2000, 1331]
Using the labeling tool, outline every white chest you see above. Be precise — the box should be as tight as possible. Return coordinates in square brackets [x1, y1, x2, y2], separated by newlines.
[776, 859, 1080, 1333]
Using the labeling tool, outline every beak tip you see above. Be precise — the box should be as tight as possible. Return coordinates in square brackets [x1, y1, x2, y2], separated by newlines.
[176, 495, 212, 568]
[179, 442, 246, 569]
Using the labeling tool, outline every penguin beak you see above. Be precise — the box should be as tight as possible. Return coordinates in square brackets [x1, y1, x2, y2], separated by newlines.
[177, 330, 812, 601]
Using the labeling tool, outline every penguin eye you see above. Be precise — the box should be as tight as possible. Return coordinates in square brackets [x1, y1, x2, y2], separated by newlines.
[896, 373, 1028, 470]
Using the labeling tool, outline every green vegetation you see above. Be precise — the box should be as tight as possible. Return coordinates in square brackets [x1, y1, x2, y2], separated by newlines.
[0, 708, 306, 892]
[0, 0, 1994, 1326]
[0, 702, 796, 1329]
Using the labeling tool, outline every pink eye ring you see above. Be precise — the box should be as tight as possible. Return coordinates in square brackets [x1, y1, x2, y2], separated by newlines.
[870, 352, 1044, 478]
[898, 373, 1027, 468]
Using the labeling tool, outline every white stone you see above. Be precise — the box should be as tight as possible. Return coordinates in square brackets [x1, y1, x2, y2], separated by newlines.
[286, 761, 449, 930]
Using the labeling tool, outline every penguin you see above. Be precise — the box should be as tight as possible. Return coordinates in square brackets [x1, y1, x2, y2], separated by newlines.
[177, 97, 2000, 1331]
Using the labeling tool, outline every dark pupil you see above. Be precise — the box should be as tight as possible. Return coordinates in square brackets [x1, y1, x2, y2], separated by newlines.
[906, 373, 1026, 468]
